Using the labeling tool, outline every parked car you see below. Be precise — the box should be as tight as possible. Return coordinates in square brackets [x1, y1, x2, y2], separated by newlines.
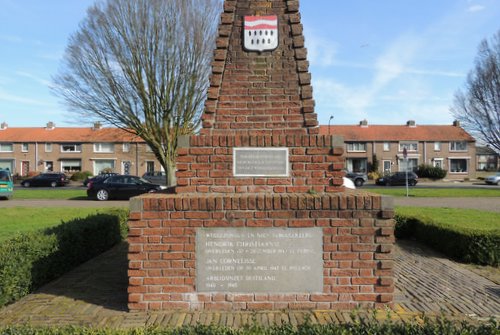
[20, 173, 68, 187]
[344, 170, 368, 187]
[83, 172, 118, 187]
[484, 172, 500, 185]
[0, 169, 13, 199]
[87, 174, 162, 201]
[142, 171, 167, 186]
[376, 171, 418, 186]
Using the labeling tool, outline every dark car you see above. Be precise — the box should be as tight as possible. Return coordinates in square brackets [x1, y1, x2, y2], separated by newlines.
[376, 171, 418, 186]
[142, 171, 167, 186]
[344, 171, 368, 187]
[87, 174, 162, 201]
[83, 172, 118, 187]
[21, 173, 68, 188]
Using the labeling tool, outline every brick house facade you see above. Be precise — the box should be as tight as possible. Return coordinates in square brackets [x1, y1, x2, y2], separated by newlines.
[320, 120, 477, 180]
[0, 122, 162, 177]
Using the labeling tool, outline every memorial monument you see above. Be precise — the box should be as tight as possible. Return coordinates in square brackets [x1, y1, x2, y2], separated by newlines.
[128, 0, 395, 311]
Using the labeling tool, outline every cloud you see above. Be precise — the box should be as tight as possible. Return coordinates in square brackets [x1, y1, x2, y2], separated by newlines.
[467, 5, 485, 12]
[303, 25, 337, 67]
[15, 71, 51, 87]
[0, 90, 52, 107]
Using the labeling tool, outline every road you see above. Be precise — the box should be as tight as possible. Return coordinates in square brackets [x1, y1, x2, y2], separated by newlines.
[0, 199, 129, 208]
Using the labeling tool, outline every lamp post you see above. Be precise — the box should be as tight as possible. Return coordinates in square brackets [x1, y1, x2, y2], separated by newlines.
[328, 115, 334, 135]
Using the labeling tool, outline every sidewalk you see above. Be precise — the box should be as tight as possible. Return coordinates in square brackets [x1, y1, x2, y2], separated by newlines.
[0, 240, 498, 329]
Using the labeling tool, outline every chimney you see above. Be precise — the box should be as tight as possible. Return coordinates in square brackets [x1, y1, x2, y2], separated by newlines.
[359, 119, 368, 127]
[406, 120, 416, 127]
[0, 122, 7, 130]
[46, 121, 55, 130]
[92, 121, 102, 130]
[453, 120, 461, 127]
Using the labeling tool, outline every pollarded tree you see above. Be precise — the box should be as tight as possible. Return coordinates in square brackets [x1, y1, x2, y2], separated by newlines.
[53, 0, 221, 185]
[451, 30, 500, 153]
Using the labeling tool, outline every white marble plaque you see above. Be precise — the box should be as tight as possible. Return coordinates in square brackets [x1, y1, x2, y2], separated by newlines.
[196, 228, 323, 293]
[233, 148, 289, 177]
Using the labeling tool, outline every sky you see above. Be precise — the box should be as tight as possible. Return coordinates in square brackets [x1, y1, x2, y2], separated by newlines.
[0, 0, 499, 128]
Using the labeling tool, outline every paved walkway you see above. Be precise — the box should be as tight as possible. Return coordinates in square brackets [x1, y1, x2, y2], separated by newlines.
[0, 240, 498, 328]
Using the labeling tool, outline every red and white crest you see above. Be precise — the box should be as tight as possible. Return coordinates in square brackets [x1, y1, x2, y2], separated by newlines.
[243, 15, 278, 52]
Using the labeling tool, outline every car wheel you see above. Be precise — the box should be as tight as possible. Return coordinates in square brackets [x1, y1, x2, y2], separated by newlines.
[96, 189, 109, 201]
[385, 181, 390, 186]
[50, 181, 57, 188]
[354, 179, 364, 187]
[409, 180, 416, 186]
[23, 182, 30, 188]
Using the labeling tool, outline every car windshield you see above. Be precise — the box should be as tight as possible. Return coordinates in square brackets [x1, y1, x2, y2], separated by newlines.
[0, 171, 10, 181]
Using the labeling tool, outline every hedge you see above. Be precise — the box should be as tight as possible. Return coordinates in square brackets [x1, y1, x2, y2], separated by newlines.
[395, 213, 500, 266]
[0, 317, 497, 335]
[0, 209, 128, 308]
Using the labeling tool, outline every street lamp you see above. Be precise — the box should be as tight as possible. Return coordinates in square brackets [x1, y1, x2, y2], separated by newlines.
[328, 115, 334, 135]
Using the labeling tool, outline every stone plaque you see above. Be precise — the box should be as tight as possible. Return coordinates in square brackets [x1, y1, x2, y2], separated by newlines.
[233, 148, 289, 177]
[196, 228, 323, 293]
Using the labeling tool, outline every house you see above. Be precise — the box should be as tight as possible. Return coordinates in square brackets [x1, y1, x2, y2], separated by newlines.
[320, 120, 477, 180]
[476, 146, 499, 171]
[0, 122, 162, 177]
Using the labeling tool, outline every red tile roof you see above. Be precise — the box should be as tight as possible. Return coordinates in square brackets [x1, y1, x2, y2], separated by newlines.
[0, 127, 144, 143]
[319, 125, 475, 142]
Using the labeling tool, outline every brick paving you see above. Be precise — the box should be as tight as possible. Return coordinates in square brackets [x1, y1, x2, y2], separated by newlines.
[0, 240, 498, 328]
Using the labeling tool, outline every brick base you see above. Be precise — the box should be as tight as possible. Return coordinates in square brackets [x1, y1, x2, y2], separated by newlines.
[127, 191, 395, 311]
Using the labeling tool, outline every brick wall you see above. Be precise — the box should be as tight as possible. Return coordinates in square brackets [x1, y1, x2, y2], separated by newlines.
[176, 135, 344, 194]
[201, 0, 317, 136]
[128, 193, 395, 311]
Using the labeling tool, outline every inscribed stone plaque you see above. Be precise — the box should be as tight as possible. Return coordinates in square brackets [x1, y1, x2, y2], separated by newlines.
[196, 228, 323, 293]
[233, 148, 288, 177]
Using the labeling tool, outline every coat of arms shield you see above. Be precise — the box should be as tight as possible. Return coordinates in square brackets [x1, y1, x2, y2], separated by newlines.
[243, 15, 278, 52]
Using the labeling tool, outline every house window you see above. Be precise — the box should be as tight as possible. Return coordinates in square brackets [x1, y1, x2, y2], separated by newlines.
[61, 159, 82, 172]
[93, 142, 114, 153]
[45, 143, 52, 152]
[0, 143, 13, 152]
[123, 143, 130, 153]
[434, 142, 441, 151]
[146, 161, 155, 173]
[399, 142, 418, 152]
[450, 159, 468, 173]
[383, 142, 390, 151]
[21, 143, 29, 152]
[433, 158, 444, 169]
[346, 142, 367, 152]
[61, 144, 82, 153]
[346, 158, 367, 173]
[93, 159, 115, 175]
[398, 158, 418, 172]
[450, 141, 467, 151]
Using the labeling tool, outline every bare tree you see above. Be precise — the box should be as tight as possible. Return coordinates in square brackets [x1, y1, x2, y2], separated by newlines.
[53, 0, 220, 185]
[451, 30, 500, 153]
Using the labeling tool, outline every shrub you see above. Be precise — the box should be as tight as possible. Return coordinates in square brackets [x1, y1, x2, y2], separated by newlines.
[0, 209, 128, 308]
[70, 171, 92, 181]
[367, 171, 381, 180]
[395, 213, 499, 266]
[416, 164, 447, 179]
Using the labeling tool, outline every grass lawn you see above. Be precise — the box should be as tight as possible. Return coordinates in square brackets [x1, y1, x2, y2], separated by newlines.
[395, 206, 500, 231]
[370, 187, 500, 197]
[12, 189, 87, 200]
[0, 207, 121, 242]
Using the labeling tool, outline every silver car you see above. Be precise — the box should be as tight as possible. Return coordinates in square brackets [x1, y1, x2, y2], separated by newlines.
[485, 172, 500, 185]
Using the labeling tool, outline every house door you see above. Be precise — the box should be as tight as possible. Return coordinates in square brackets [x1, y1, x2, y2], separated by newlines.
[122, 161, 131, 175]
[21, 161, 30, 176]
[383, 160, 392, 174]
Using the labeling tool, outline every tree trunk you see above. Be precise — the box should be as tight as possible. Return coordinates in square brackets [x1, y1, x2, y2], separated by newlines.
[166, 160, 177, 187]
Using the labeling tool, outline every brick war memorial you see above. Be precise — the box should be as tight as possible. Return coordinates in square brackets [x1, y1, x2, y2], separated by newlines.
[127, 0, 395, 311]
